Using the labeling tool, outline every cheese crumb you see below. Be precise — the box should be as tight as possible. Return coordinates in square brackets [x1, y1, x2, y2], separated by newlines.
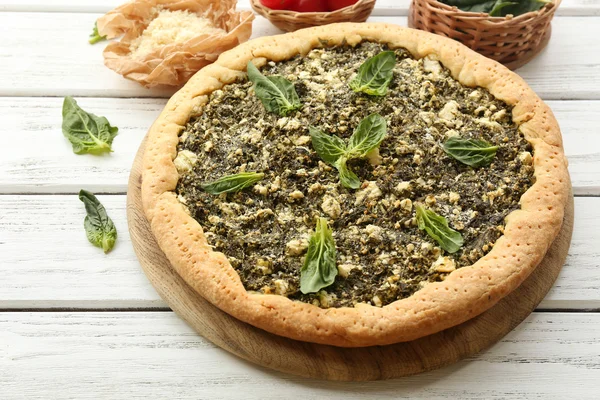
[519, 151, 533, 165]
[355, 181, 382, 205]
[423, 57, 442, 78]
[372, 295, 383, 307]
[288, 190, 304, 200]
[449, 192, 461, 204]
[366, 148, 383, 166]
[173, 150, 197, 173]
[285, 238, 308, 256]
[130, 9, 225, 58]
[321, 195, 341, 219]
[337, 264, 357, 278]
[365, 225, 383, 242]
[253, 184, 268, 196]
[439, 100, 460, 122]
[400, 198, 412, 213]
[396, 181, 411, 193]
[273, 279, 289, 295]
[293, 135, 311, 146]
[432, 256, 456, 273]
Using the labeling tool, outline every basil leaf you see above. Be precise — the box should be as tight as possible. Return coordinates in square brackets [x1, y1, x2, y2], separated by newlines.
[300, 218, 338, 294]
[79, 190, 117, 254]
[346, 113, 387, 158]
[335, 157, 361, 189]
[440, 0, 546, 16]
[62, 96, 118, 155]
[247, 61, 301, 116]
[489, 0, 517, 16]
[89, 22, 107, 44]
[309, 127, 347, 165]
[348, 51, 396, 96]
[460, 0, 499, 13]
[459, 0, 515, 15]
[442, 137, 498, 167]
[502, 0, 550, 16]
[201, 172, 265, 195]
[415, 205, 463, 254]
[310, 114, 387, 189]
[442, 0, 496, 6]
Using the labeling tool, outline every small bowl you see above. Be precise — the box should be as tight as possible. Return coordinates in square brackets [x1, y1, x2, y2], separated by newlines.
[250, 0, 377, 32]
[408, 0, 561, 69]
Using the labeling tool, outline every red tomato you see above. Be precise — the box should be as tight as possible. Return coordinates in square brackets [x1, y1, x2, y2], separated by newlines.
[291, 0, 328, 12]
[260, 0, 295, 10]
[326, 0, 359, 10]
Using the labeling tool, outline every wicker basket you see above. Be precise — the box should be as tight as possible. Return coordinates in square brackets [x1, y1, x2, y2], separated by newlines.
[250, 0, 376, 32]
[408, 0, 561, 69]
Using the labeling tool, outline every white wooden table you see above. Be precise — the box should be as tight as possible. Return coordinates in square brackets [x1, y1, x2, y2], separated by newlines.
[1, 0, 599, 398]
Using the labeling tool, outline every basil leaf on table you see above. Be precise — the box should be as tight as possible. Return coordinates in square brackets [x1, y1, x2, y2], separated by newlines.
[349, 51, 396, 96]
[310, 113, 387, 189]
[442, 137, 498, 167]
[300, 218, 338, 294]
[201, 172, 265, 195]
[62, 96, 118, 155]
[79, 190, 117, 254]
[247, 61, 301, 116]
[89, 22, 107, 45]
[415, 205, 463, 254]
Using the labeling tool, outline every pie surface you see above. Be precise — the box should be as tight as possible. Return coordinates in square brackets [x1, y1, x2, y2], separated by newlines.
[141, 23, 569, 347]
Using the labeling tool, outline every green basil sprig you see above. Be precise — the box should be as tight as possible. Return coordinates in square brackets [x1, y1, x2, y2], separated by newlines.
[349, 51, 396, 96]
[442, 137, 498, 167]
[89, 22, 107, 44]
[310, 113, 387, 189]
[440, 0, 549, 17]
[247, 61, 301, 116]
[300, 218, 338, 294]
[503, 0, 550, 15]
[201, 172, 265, 195]
[79, 190, 117, 254]
[415, 205, 463, 254]
[62, 97, 118, 155]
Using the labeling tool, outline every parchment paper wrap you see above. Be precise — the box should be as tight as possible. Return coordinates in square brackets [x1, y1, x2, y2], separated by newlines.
[97, 0, 254, 88]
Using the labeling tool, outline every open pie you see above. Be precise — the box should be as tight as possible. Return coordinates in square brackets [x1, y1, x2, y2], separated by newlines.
[141, 23, 569, 347]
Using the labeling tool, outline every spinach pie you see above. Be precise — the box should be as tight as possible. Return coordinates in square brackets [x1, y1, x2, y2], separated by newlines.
[141, 23, 569, 347]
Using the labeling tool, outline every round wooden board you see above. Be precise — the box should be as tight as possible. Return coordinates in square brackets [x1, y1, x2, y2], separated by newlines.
[127, 138, 574, 381]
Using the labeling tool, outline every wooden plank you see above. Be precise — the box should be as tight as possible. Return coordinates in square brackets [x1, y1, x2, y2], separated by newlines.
[0, 13, 280, 98]
[0, 97, 165, 194]
[0, 97, 597, 194]
[0, 13, 599, 99]
[0, 195, 597, 309]
[0, 311, 599, 398]
[0, 0, 598, 16]
[0, 195, 164, 308]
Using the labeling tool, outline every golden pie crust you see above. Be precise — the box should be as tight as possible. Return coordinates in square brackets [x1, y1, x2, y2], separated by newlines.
[141, 23, 569, 347]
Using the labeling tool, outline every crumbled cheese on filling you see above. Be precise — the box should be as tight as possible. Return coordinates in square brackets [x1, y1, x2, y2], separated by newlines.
[173, 150, 198, 173]
[129, 9, 225, 58]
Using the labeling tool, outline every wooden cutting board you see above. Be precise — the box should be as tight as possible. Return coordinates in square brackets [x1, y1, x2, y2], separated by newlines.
[127, 138, 574, 381]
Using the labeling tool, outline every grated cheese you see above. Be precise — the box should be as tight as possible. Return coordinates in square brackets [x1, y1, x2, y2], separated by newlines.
[129, 9, 225, 58]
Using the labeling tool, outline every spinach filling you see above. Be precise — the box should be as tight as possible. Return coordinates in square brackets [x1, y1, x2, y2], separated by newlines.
[175, 42, 534, 308]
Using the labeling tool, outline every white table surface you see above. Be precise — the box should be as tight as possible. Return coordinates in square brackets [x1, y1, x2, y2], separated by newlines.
[1, 0, 599, 398]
